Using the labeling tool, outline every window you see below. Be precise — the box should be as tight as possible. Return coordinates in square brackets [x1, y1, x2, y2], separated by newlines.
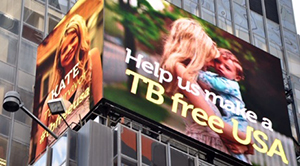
[265, 0, 279, 23]
[249, 0, 262, 15]
[10, 140, 29, 166]
[141, 135, 167, 166]
[249, 0, 279, 23]
[0, 136, 8, 165]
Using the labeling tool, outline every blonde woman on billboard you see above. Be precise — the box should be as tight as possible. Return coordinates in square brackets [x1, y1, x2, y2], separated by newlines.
[160, 18, 253, 157]
[35, 14, 102, 157]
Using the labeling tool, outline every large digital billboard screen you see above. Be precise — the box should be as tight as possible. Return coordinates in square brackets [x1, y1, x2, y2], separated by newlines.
[102, 0, 295, 165]
[29, 0, 104, 162]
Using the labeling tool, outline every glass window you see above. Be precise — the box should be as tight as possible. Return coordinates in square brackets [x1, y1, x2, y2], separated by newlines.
[10, 140, 29, 166]
[49, 0, 68, 14]
[121, 157, 137, 166]
[20, 39, 38, 75]
[23, 0, 45, 31]
[269, 42, 284, 69]
[1, 1, 20, 31]
[47, 6, 66, 31]
[0, 80, 13, 117]
[18, 70, 35, 92]
[249, 0, 262, 15]
[235, 25, 249, 42]
[280, 4, 296, 32]
[141, 135, 166, 166]
[233, 0, 245, 6]
[183, 0, 198, 16]
[13, 121, 31, 144]
[267, 20, 281, 46]
[0, 136, 8, 165]
[201, 0, 215, 12]
[201, 9, 216, 25]
[51, 134, 67, 166]
[287, 52, 300, 78]
[265, 0, 279, 23]
[216, 0, 231, 21]
[113, 129, 118, 157]
[250, 11, 265, 38]
[233, 2, 248, 29]
[171, 0, 181, 7]
[33, 152, 47, 166]
[68, 130, 77, 161]
[14, 87, 34, 125]
[0, 0, 22, 21]
[0, 13, 20, 34]
[0, 61, 16, 83]
[288, 107, 298, 141]
[283, 28, 300, 55]
[218, 17, 233, 34]
[0, 115, 11, 136]
[48, 14, 60, 33]
[170, 148, 194, 166]
[121, 127, 137, 160]
[234, 3, 249, 42]
[280, 0, 292, 8]
[253, 34, 267, 51]
[22, 23, 43, 44]
[0, 30, 17, 65]
[294, 87, 300, 114]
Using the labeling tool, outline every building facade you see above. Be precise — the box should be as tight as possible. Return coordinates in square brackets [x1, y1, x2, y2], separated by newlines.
[0, 0, 300, 165]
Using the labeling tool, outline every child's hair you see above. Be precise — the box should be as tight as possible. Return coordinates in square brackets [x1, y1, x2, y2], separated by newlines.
[160, 18, 219, 95]
[217, 48, 244, 81]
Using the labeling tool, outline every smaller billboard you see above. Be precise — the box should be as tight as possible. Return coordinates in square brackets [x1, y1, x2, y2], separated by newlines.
[29, 0, 104, 162]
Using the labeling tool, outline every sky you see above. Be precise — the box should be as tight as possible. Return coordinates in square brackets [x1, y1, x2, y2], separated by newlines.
[292, 0, 300, 34]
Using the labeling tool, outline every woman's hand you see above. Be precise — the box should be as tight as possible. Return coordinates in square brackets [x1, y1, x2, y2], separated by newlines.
[221, 137, 254, 154]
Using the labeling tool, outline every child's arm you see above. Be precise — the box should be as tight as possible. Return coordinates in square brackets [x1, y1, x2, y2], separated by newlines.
[198, 71, 240, 96]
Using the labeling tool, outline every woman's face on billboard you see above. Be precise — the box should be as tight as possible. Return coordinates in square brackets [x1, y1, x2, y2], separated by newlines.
[60, 30, 79, 67]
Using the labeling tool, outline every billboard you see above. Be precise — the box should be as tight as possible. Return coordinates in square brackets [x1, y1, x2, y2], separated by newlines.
[29, 0, 104, 162]
[29, 0, 296, 165]
[102, 0, 295, 165]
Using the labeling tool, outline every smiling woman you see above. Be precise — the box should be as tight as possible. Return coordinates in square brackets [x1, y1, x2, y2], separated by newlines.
[34, 14, 103, 158]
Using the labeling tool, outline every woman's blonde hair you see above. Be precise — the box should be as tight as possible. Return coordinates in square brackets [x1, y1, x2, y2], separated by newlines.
[160, 18, 219, 94]
[51, 14, 91, 97]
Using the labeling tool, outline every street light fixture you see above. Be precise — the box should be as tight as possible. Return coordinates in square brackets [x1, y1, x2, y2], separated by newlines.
[2, 91, 58, 139]
[47, 98, 71, 128]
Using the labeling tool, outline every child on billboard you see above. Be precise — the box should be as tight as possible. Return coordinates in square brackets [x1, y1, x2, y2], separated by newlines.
[197, 48, 250, 163]
[160, 18, 253, 162]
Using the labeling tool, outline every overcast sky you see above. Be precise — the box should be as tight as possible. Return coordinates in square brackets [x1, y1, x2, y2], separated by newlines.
[292, 0, 300, 34]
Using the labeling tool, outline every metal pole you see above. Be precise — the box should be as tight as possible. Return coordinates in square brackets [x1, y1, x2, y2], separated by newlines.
[20, 103, 58, 139]
[59, 114, 71, 129]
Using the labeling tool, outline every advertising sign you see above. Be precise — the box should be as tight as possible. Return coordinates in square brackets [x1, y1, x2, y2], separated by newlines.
[102, 0, 295, 165]
[29, 0, 104, 162]
[30, 0, 296, 165]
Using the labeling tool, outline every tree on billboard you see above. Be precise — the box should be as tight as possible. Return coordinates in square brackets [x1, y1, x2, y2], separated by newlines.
[106, 0, 182, 90]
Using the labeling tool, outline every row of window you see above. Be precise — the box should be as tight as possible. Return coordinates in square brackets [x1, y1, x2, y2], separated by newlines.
[0, 0, 74, 165]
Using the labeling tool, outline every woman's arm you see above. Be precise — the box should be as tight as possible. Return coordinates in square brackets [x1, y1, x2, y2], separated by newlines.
[89, 47, 103, 104]
[175, 62, 253, 153]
